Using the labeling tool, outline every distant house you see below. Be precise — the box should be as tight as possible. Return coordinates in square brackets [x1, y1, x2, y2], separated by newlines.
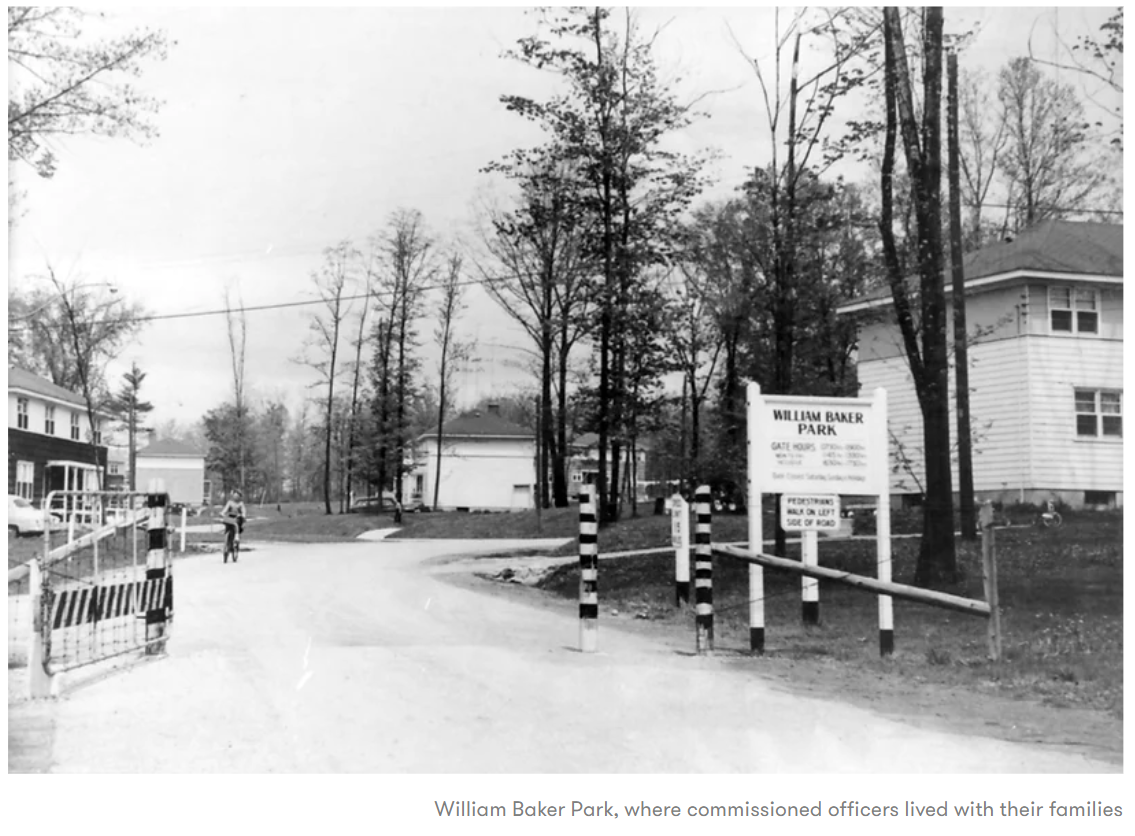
[566, 432, 651, 503]
[136, 438, 207, 507]
[407, 406, 535, 511]
[837, 220, 1122, 509]
[7, 366, 109, 504]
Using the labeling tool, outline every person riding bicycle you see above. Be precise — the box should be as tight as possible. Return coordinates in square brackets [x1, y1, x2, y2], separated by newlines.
[220, 489, 246, 545]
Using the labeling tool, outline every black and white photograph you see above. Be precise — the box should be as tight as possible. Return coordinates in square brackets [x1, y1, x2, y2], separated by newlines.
[7, 2, 1125, 819]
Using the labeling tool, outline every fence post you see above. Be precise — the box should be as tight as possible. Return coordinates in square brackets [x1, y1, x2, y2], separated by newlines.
[980, 501, 1002, 661]
[694, 485, 713, 655]
[180, 506, 187, 553]
[144, 493, 171, 656]
[578, 485, 598, 653]
[27, 558, 54, 698]
[672, 494, 689, 607]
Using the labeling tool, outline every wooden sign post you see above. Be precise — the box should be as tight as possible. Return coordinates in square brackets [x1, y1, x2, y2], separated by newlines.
[979, 500, 1002, 661]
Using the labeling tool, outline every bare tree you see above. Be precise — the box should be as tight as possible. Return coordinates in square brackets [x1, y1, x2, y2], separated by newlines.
[997, 57, 1108, 228]
[431, 250, 475, 510]
[298, 241, 356, 514]
[957, 67, 1008, 245]
[223, 284, 249, 491]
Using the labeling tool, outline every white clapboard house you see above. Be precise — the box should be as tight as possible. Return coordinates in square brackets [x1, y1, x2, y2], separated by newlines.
[837, 220, 1122, 509]
[407, 406, 536, 511]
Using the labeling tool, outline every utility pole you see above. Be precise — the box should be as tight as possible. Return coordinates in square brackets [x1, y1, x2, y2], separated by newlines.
[948, 50, 977, 540]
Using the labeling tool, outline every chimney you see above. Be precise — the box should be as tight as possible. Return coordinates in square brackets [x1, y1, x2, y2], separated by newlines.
[487, 403, 500, 416]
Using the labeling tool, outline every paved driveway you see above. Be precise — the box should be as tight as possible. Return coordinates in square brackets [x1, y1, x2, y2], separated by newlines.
[9, 539, 1118, 773]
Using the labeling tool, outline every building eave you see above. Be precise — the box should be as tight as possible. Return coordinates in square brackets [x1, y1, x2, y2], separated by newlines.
[837, 270, 1124, 315]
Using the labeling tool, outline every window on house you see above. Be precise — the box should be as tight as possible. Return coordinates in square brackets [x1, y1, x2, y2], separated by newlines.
[17, 397, 29, 429]
[44, 405, 55, 435]
[570, 472, 583, 483]
[15, 461, 34, 499]
[1084, 490, 1116, 507]
[1050, 286, 1099, 334]
[71, 412, 80, 440]
[92, 424, 102, 445]
[1075, 389, 1122, 437]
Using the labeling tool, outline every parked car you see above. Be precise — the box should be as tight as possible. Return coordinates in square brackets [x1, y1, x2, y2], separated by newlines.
[348, 493, 427, 514]
[8, 495, 47, 537]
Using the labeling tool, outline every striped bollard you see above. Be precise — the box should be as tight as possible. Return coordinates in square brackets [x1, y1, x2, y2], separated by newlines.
[802, 530, 820, 625]
[578, 485, 598, 653]
[145, 493, 171, 656]
[694, 485, 713, 655]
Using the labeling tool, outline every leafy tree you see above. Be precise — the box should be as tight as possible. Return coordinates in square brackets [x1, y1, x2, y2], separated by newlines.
[498, 7, 707, 521]
[1028, 7, 1122, 148]
[106, 362, 154, 491]
[7, 7, 170, 179]
[8, 275, 143, 395]
[367, 209, 433, 499]
[476, 153, 594, 507]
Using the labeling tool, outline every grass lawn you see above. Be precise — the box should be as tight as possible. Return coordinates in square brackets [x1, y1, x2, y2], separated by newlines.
[535, 512, 1123, 718]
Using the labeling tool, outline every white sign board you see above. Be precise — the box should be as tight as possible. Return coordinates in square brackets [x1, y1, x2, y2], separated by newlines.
[753, 394, 883, 494]
[781, 494, 841, 531]
[670, 495, 689, 550]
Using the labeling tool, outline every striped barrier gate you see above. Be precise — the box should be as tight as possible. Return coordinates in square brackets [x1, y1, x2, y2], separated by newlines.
[28, 491, 172, 697]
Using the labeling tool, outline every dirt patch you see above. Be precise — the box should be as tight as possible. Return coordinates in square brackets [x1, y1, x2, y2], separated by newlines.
[436, 565, 1122, 768]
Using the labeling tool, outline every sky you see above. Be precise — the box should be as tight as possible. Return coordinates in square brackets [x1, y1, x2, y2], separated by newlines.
[6, 5, 1123, 437]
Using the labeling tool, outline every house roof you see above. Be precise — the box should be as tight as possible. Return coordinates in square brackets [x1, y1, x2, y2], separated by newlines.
[138, 438, 204, 458]
[8, 366, 88, 408]
[422, 411, 533, 440]
[839, 220, 1123, 313]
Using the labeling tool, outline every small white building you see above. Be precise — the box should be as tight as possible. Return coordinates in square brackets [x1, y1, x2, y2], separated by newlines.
[136, 438, 207, 507]
[408, 408, 535, 511]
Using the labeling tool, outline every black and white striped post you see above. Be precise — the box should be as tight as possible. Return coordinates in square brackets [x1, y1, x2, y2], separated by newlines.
[694, 485, 713, 655]
[671, 493, 690, 607]
[578, 484, 598, 653]
[746, 381, 765, 653]
[145, 493, 172, 656]
[873, 388, 894, 657]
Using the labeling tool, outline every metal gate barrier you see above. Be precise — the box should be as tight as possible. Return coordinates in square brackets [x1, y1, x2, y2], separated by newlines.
[21, 491, 173, 697]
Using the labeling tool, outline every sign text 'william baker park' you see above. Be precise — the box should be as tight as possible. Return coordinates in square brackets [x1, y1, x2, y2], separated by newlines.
[753, 393, 885, 495]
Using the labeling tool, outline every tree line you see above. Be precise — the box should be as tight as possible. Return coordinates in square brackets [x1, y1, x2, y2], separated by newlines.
[8, 7, 1121, 589]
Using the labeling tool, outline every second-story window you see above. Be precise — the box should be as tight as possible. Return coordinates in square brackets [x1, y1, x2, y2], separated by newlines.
[44, 405, 55, 435]
[1050, 286, 1099, 334]
[17, 397, 29, 429]
[71, 412, 81, 440]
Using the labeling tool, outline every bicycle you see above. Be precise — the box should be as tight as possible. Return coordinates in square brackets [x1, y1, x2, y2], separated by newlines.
[222, 518, 241, 563]
[1036, 500, 1063, 529]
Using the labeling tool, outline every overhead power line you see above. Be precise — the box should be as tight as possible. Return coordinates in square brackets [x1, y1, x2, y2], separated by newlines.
[9, 273, 516, 331]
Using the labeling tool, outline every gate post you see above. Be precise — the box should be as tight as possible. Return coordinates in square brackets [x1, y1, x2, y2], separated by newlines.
[578, 485, 598, 653]
[144, 493, 171, 655]
[28, 558, 54, 698]
[694, 485, 713, 655]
